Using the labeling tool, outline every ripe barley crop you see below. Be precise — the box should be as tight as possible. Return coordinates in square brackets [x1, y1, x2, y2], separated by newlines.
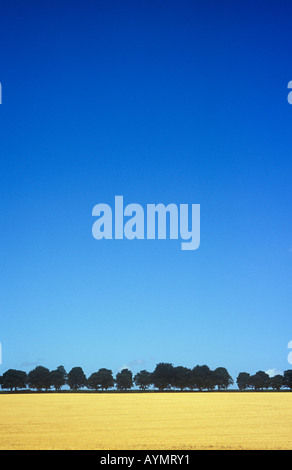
[0, 392, 291, 450]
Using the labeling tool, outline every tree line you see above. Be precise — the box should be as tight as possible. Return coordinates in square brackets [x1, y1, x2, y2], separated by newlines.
[0, 363, 292, 392]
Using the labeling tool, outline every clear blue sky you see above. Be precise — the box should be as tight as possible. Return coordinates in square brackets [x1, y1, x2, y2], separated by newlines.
[0, 0, 291, 384]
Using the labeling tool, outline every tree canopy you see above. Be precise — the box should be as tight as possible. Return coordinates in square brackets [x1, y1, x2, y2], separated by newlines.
[27, 366, 51, 391]
[115, 369, 133, 391]
[67, 367, 87, 390]
[88, 368, 114, 391]
[1, 369, 27, 391]
[1, 363, 291, 393]
[134, 370, 152, 390]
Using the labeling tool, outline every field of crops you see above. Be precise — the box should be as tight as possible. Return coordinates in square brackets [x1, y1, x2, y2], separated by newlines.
[0, 392, 291, 450]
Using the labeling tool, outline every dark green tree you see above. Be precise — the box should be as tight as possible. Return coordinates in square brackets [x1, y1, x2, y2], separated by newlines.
[270, 374, 284, 391]
[283, 370, 292, 390]
[151, 363, 174, 391]
[87, 372, 100, 390]
[97, 368, 114, 390]
[115, 369, 133, 391]
[172, 366, 192, 391]
[1, 369, 27, 391]
[27, 366, 51, 391]
[191, 365, 214, 391]
[236, 372, 251, 390]
[50, 366, 67, 391]
[67, 367, 87, 390]
[213, 367, 234, 390]
[250, 371, 270, 391]
[87, 368, 114, 391]
[134, 370, 152, 390]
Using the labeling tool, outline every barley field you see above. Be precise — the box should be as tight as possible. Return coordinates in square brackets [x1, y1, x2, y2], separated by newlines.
[0, 392, 291, 450]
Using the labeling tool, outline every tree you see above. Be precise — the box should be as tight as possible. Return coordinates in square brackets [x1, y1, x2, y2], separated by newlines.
[213, 367, 234, 390]
[67, 367, 87, 390]
[250, 371, 270, 391]
[97, 368, 114, 390]
[191, 365, 214, 391]
[50, 366, 67, 391]
[270, 374, 284, 391]
[1, 369, 27, 391]
[283, 370, 292, 390]
[27, 366, 51, 391]
[87, 369, 114, 391]
[115, 369, 133, 391]
[134, 370, 152, 390]
[236, 372, 251, 390]
[87, 372, 100, 390]
[172, 366, 192, 391]
[151, 363, 174, 391]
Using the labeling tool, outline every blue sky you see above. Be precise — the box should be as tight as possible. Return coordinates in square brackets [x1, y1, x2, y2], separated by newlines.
[0, 0, 292, 384]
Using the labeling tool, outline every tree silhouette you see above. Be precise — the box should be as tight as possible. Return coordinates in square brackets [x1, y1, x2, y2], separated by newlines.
[115, 369, 133, 390]
[1, 369, 27, 391]
[1, 363, 290, 393]
[134, 370, 152, 390]
[236, 372, 251, 390]
[27, 366, 51, 391]
[151, 363, 174, 391]
[67, 367, 87, 390]
[88, 368, 114, 391]
[50, 366, 67, 391]
[172, 366, 192, 391]
[213, 367, 234, 390]
[87, 372, 100, 390]
[250, 371, 270, 391]
[270, 375, 284, 391]
[191, 365, 214, 391]
[284, 370, 292, 390]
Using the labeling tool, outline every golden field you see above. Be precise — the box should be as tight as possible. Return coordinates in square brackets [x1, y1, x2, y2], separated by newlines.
[0, 392, 291, 450]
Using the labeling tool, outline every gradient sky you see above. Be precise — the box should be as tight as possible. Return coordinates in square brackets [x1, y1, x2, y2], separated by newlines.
[0, 0, 292, 384]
